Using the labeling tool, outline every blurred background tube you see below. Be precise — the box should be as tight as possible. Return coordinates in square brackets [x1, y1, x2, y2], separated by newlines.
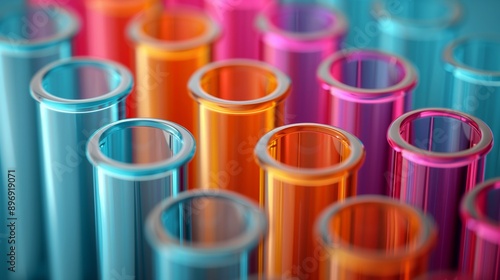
[317, 196, 437, 279]
[30, 58, 132, 280]
[0, 6, 78, 280]
[87, 118, 195, 280]
[128, 5, 219, 187]
[415, 272, 474, 280]
[205, 0, 272, 60]
[256, 3, 347, 124]
[85, 0, 155, 117]
[460, 178, 500, 280]
[30, 0, 87, 55]
[444, 35, 500, 180]
[189, 59, 289, 202]
[387, 108, 493, 271]
[374, 0, 462, 109]
[146, 190, 267, 280]
[164, 0, 204, 8]
[318, 49, 416, 195]
[254, 123, 365, 279]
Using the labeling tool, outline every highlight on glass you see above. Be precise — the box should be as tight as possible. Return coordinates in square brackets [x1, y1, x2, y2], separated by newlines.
[206, 0, 271, 60]
[318, 49, 417, 195]
[387, 108, 493, 271]
[374, 0, 462, 109]
[316, 195, 437, 279]
[254, 123, 365, 279]
[30, 58, 132, 280]
[444, 35, 500, 180]
[256, 2, 347, 124]
[460, 178, 500, 280]
[86, 118, 195, 280]
[0, 5, 78, 279]
[188, 59, 290, 202]
[145, 190, 267, 280]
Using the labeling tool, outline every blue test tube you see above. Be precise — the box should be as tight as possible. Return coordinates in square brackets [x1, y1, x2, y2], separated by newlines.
[0, 5, 78, 280]
[30, 58, 132, 280]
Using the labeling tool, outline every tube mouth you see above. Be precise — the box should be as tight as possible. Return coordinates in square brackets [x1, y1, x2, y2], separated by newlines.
[189, 59, 290, 113]
[317, 195, 437, 276]
[254, 123, 365, 186]
[374, 0, 462, 37]
[87, 118, 195, 180]
[146, 190, 267, 266]
[387, 108, 493, 168]
[127, 5, 220, 52]
[30, 57, 132, 112]
[86, 0, 155, 16]
[0, 5, 79, 50]
[318, 49, 417, 103]
[461, 178, 500, 244]
[444, 35, 500, 84]
[256, 3, 347, 48]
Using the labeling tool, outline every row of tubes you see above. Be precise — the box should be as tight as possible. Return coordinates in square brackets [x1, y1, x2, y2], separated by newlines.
[0, 0, 499, 280]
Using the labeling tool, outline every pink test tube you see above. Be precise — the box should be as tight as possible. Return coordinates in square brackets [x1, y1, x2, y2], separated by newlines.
[206, 0, 272, 60]
[318, 49, 417, 195]
[164, 0, 203, 8]
[387, 108, 493, 271]
[29, 0, 87, 55]
[257, 2, 347, 124]
[460, 178, 500, 280]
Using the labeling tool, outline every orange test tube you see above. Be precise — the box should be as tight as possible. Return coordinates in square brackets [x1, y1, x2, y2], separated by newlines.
[189, 59, 290, 201]
[317, 196, 437, 280]
[128, 5, 220, 186]
[254, 123, 365, 279]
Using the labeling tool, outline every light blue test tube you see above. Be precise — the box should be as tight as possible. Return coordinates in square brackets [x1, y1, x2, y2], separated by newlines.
[146, 190, 267, 280]
[30, 58, 132, 280]
[444, 35, 500, 180]
[86, 118, 195, 280]
[374, 0, 462, 109]
[0, 6, 78, 280]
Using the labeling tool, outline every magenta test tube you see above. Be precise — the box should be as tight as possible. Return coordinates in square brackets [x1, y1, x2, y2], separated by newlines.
[256, 2, 347, 124]
[318, 49, 417, 195]
[387, 108, 493, 271]
[460, 178, 500, 280]
[29, 0, 87, 55]
[206, 0, 272, 60]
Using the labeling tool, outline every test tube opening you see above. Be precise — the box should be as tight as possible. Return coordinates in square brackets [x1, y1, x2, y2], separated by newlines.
[329, 51, 406, 90]
[449, 37, 500, 74]
[98, 122, 185, 165]
[463, 180, 500, 233]
[41, 61, 122, 100]
[0, 6, 78, 43]
[200, 64, 278, 101]
[267, 126, 351, 169]
[398, 111, 482, 153]
[322, 199, 429, 254]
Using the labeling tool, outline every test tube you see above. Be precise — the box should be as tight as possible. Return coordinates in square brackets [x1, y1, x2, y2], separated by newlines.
[0, 5, 78, 280]
[317, 196, 437, 279]
[254, 123, 365, 279]
[205, 0, 272, 60]
[188, 59, 290, 202]
[387, 108, 493, 270]
[30, 0, 87, 55]
[87, 118, 195, 280]
[256, 2, 347, 124]
[318, 49, 417, 195]
[85, 0, 154, 117]
[145, 190, 267, 280]
[443, 35, 500, 180]
[128, 5, 219, 187]
[30, 58, 132, 280]
[460, 178, 500, 280]
[164, 0, 204, 8]
[374, 0, 462, 109]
